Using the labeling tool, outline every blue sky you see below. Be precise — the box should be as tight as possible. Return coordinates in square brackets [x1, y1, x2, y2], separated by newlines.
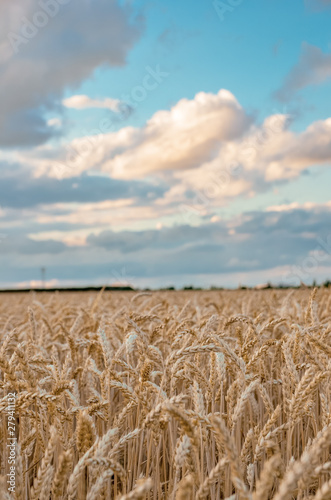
[1, 0, 331, 288]
[68, 0, 331, 128]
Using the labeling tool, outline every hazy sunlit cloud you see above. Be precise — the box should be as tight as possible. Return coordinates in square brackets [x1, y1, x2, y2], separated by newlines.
[7, 88, 331, 233]
[30, 91, 331, 198]
[266, 201, 331, 212]
[34, 201, 173, 228]
[62, 94, 123, 112]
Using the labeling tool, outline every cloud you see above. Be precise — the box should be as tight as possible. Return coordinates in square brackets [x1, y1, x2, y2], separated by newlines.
[33, 89, 253, 179]
[275, 43, 331, 101]
[1, 89, 330, 253]
[174, 112, 331, 208]
[85, 204, 331, 271]
[266, 201, 331, 212]
[2, 108, 58, 148]
[33, 201, 172, 229]
[62, 95, 122, 112]
[0, 235, 66, 255]
[102, 89, 252, 178]
[0, 163, 166, 209]
[0, 0, 142, 147]
[83, 203, 331, 287]
[86, 224, 223, 254]
[305, 0, 331, 10]
[2, 203, 331, 287]
[16, 88, 331, 222]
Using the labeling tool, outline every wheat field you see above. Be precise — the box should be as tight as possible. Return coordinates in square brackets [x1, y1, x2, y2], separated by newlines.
[0, 288, 330, 499]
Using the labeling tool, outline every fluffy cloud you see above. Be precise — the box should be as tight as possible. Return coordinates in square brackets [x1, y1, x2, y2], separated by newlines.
[62, 95, 123, 113]
[170, 112, 331, 213]
[103, 90, 252, 178]
[275, 43, 331, 101]
[0, 0, 142, 147]
[33, 89, 251, 179]
[17, 89, 331, 220]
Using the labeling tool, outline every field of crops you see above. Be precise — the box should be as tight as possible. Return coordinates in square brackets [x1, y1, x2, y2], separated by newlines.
[0, 288, 330, 499]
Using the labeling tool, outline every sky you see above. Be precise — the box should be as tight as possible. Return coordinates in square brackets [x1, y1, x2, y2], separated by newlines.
[1, 0, 331, 289]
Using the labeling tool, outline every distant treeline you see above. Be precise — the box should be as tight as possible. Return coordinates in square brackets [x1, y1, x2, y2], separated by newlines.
[159, 280, 331, 291]
[0, 280, 330, 293]
[0, 286, 135, 293]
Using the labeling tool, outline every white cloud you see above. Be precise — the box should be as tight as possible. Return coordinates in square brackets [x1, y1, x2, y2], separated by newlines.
[47, 117, 62, 128]
[63, 94, 122, 112]
[35, 200, 172, 228]
[266, 201, 331, 212]
[103, 89, 251, 178]
[16, 88, 331, 222]
[32, 88, 252, 180]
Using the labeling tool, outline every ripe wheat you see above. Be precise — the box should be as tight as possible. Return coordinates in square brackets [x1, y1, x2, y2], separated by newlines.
[0, 288, 330, 499]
